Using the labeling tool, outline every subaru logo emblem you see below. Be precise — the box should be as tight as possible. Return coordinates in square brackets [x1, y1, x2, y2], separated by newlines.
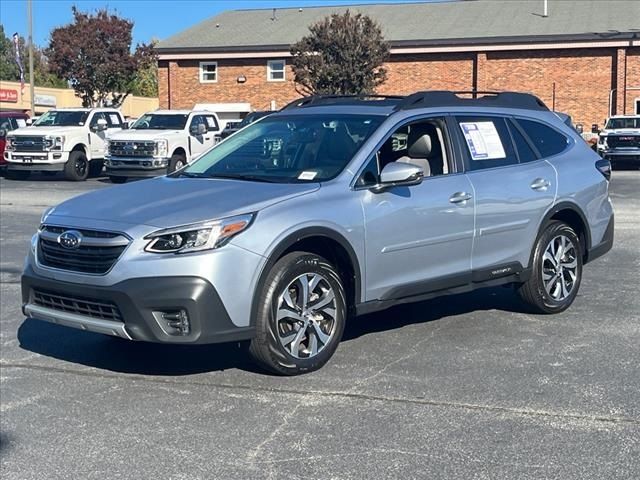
[58, 230, 82, 250]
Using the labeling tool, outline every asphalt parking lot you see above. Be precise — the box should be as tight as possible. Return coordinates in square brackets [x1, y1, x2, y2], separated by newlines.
[1, 171, 638, 479]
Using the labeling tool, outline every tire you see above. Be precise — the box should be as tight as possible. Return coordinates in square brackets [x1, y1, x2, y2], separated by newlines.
[88, 159, 104, 177]
[5, 170, 31, 180]
[109, 176, 127, 184]
[249, 252, 347, 375]
[167, 153, 186, 174]
[64, 151, 89, 181]
[518, 221, 583, 314]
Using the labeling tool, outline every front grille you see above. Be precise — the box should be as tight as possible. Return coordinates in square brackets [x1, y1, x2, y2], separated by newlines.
[38, 226, 129, 274]
[33, 288, 123, 322]
[109, 140, 156, 157]
[13, 136, 47, 152]
[607, 135, 640, 148]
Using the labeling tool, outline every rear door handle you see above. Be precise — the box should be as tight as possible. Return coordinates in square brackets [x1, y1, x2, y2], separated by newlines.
[530, 178, 551, 191]
[449, 192, 472, 204]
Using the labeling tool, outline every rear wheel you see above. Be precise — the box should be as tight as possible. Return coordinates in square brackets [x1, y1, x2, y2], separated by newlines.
[518, 221, 582, 313]
[249, 252, 347, 375]
[5, 170, 31, 180]
[64, 151, 89, 181]
[109, 176, 127, 184]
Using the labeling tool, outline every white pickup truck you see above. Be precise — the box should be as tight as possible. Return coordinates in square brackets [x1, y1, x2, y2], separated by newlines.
[597, 115, 640, 166]
[104, 110, 221, 183]
[3, 107, 124, 181]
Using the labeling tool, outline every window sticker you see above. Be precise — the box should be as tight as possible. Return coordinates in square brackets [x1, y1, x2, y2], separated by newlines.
[109, 114, 120, 125]
[16, 119, 27, 127]
[460, 122, 506, 160]
[205, 117, 215, 128]
[298, 171, 318, 180]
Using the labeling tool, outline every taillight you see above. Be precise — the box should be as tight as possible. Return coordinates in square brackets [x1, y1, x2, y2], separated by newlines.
[595, 158, 611, 181]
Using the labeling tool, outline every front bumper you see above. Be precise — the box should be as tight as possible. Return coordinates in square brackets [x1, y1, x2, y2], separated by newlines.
[4, 150, 69, 170]
[105, 156, 169, 177]
[601, 150, 640, 163]
[21, 265, 255, 344]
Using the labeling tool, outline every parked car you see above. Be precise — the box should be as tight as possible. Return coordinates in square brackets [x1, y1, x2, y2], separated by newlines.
[0, 110, 29, 174]
[21, 91, 614, 375]
[219, 111, 273, 139]
[596, 115, 640, 167]
[105, 110, 221, 183]
[4, 108, 124, 181]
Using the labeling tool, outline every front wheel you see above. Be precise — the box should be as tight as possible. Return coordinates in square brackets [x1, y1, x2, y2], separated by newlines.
[518, 221, 583, 314]
[167, 153, 186, 174]
[64, 151, 89, 181]
[249, 252, 347, 375]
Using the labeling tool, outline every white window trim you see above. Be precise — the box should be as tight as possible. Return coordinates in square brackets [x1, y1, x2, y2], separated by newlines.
[267, 59, 286, 82]
[199, 61, 218, 83]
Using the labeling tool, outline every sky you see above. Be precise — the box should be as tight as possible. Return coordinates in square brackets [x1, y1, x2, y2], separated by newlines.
[0, 0, 437, 47]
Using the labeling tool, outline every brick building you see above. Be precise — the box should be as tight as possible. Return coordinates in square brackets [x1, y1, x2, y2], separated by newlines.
[157, 0, 640, 129]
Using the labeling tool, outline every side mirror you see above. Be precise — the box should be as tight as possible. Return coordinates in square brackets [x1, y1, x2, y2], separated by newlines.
[190, 123, 207, 136]
[26, 119, 33, 125]
[95, 118, 108, 132]
[371, 162, 424, 193]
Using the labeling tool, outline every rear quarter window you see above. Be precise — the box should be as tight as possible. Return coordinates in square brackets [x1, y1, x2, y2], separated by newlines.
[515, 119, 569, 158]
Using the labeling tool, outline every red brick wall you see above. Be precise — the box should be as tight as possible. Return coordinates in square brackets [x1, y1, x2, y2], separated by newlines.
[158, 47, 638, 126]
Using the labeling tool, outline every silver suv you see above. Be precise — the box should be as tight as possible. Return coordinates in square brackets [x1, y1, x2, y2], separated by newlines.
[21, 91, 614, 375]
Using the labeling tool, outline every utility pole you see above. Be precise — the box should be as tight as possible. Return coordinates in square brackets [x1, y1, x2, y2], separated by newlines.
[27, 0, 35, 115]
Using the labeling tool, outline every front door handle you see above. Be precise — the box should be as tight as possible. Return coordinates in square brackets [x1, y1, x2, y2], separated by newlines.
[449, 191, 472, 204]
[530, 178, 551, 191]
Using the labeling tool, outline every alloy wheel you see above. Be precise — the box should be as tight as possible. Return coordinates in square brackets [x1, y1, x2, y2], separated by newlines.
[541, 234, 578, 301]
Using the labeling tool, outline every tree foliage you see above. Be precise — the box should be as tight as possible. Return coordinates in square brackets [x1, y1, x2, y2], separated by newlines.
[290, 10, 390, 96]
[47, 8, 155, 107]
[0, 24, 66, 88]
[130, 39, 159, 98]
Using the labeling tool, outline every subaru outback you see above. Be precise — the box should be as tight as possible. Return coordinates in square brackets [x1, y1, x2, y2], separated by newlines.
[21, 91, 614, 375]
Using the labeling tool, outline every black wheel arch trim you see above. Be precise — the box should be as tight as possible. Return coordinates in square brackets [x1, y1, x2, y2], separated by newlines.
[249, 227, 362, 327]
[539, 201, 592, 252]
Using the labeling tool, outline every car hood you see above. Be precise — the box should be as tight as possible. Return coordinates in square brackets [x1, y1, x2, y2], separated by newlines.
[108, 129, 183, 141]
[9, 126, 73, 136]
[46, 176, 320, 229]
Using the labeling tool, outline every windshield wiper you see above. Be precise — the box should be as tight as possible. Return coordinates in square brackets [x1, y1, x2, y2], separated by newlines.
[176, 171, 207, 178]
[206, 173, 280, 183]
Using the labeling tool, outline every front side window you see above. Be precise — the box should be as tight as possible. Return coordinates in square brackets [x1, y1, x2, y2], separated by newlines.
[199, 61, 218, 83]
[516, 119, 569, 158]
[132, 114, 189, 130]
[180, 114, 384, 183]
[267, 60, 286, 82]
[34, 110, 89, 127]
[456, 116, 517, 171]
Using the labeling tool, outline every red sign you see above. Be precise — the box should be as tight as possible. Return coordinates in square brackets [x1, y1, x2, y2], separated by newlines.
[0, 88, 18, 103]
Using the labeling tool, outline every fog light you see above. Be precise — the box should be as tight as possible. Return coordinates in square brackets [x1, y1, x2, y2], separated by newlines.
[154, 309, 190, 336]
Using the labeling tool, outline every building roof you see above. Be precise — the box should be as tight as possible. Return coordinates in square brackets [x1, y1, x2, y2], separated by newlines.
[158, 0, 640, 52]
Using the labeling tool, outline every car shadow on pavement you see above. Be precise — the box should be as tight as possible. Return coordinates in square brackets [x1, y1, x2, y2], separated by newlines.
[17, 286, 531, 376]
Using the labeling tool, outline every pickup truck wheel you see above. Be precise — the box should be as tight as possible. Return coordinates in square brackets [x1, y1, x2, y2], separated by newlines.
[167, 154, 186, 173]
[64, 151, 89, 181]
[109, 176, 127, 184]
[518, 221, 582, 314]
[5, 170, 31, 180]
[249, 252, 346, 375]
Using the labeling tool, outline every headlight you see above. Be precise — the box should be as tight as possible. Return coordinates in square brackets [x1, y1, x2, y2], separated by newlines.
[155, 139, 168, 157]
[45, 135, 64, 150]
[144, 214, 254, 254]
[5, 136, 15, 151]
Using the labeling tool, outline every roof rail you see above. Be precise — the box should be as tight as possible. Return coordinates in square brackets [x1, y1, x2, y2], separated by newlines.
[281, 94, 405, 110]
[394, 90, 549, 112]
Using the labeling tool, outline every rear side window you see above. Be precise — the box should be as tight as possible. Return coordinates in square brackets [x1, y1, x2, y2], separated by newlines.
[456, 116, 517, 171]
[507, 120, 539, 163]
[515, 119, 569, 158]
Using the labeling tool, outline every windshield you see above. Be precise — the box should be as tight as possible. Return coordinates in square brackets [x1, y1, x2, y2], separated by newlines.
[34, 110, 89, 127]
[131, 114, 188, 130]
[180, 114, 384, 183]
[605, 118, 640, 129]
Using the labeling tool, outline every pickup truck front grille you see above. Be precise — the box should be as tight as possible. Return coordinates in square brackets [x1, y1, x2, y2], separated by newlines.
[12, 136, 47, 152]
[109, 140, 156, 157]
[607, 135, 640, 148]
[32, 288, 123, 322]
[37, 225, 130, 275]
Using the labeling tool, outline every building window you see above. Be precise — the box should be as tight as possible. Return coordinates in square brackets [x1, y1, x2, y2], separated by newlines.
[199, 62, 218, 83]
[267, 60, 286, 82]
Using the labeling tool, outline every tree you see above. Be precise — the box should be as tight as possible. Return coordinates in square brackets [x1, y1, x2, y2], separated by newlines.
[130, 39, 159, 98]
[47, 8, 155, 107]
[0, 24, 66, 88]
[290, 10, 390, 96]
